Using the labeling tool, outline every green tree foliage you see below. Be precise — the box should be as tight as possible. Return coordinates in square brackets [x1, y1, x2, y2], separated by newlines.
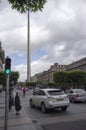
[36, 80, 43, 85]
[26, 82, 36, 88]
[48, 82, 56, 88]
[53, 71, 69, 87]
[7, 0, 47, 13]
[0, 71, 19, 89]
[10, 71, 19, 86]
[0, 72, 6, 87]
[53, 70, 86, 89]
[69, 70, 86, 87]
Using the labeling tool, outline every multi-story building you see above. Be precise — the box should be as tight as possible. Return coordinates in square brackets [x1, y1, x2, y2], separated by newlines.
[0, 42, 5, 71]
[31, 63, 66, 83]
[48, 63, 66, 83]
[66, 57, 86, 72]
[31, 74, 39, 82]
[31, 57, 86, 84]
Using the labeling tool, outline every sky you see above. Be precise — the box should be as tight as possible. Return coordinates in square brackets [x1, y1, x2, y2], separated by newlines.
[0, 0, 86, 82]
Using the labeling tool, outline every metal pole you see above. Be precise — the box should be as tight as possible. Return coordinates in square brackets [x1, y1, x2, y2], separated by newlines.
[27, 11, 31, 82]
[4, 75, 9, 130]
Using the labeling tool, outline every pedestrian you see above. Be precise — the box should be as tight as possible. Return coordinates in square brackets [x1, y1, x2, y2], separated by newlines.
[9, 88, 15, 110]
[9, 95, 13, 110]
[22, 87, 26, 96]
[15, 92, 22, 115]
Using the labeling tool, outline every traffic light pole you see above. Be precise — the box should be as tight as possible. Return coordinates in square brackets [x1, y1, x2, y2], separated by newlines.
[4, 74, 9, 130]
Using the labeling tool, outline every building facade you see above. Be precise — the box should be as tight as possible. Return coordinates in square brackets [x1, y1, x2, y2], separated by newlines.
[31, 63, 66, 83]
[0, 42, 5, 71]
[66, 57, 86, 72]
[31, 57, 86, 84]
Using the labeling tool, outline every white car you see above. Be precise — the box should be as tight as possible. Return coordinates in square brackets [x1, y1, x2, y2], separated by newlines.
[29, 88, 70, 113]
[67, 89, 86, 103]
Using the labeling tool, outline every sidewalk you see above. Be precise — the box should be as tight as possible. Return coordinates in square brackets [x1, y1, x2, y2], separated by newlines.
[0, 91, 38, 130]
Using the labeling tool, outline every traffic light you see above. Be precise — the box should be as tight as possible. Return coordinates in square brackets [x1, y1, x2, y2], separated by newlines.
[5, 57, 11, 74]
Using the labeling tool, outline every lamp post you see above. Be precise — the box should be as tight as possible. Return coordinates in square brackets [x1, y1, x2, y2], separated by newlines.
[27, 11, 31, 82]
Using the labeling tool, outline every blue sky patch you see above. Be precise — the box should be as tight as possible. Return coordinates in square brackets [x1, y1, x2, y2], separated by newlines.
[31, 49, 46, 62]
[11, 53, 27, 66]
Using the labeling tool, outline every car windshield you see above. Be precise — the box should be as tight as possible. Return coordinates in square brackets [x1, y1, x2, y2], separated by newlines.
[47, 90, 65, 95]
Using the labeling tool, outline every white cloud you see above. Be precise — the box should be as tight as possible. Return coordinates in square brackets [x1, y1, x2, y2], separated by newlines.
[13, 64, 27, 82]
[31, 55, 52, 76]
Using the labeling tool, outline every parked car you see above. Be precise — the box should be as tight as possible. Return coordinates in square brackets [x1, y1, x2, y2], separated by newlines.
[29, 88, 70, 113]
[67, 88, 86, 103]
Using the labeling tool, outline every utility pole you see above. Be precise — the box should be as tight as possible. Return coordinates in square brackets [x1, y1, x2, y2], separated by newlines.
[27, 11, 31, 82]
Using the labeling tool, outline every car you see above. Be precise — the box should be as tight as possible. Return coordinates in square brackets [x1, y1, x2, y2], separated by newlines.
[67, 88, 86, 103]
[29, 88, 70, 113]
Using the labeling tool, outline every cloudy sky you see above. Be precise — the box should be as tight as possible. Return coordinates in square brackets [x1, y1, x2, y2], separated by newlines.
[0, 0, 86, 81]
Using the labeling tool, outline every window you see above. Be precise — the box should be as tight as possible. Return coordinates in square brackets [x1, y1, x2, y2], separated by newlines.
[47, 90, 65, 95]
[38, 90, 46, 96]
[69, 90, 73, 93]
[33, 90, 39, 95]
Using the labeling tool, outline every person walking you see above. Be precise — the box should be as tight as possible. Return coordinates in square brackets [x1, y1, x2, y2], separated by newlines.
[9, 88, 15, 110]
[22, 87, 26, 96]
[15, 92, 22, 115]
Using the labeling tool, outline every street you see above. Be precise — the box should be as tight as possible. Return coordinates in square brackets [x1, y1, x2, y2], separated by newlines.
[17, 89, 86, 130]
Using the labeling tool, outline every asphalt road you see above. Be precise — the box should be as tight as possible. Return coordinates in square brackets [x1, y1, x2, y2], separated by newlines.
[41, 120, 86, 130]
[16, 89, 86, 130]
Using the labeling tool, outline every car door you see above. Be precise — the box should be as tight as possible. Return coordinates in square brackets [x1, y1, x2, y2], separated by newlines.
[32, 89, 42, 106]
[32, 90, 39, 106]
[35, 90, 46, 107]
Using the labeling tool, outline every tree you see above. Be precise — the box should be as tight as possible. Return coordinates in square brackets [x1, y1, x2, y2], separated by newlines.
[10, 71, 19, 86]
[53, 71, 69, 88]
[69, 70, 86, 87]
[6, 0, 47, 13]
[0, 71, 19, 89]
[26, 82, 36, 88]
[0, 72, 6, 87]
[53, 70, 86, 90]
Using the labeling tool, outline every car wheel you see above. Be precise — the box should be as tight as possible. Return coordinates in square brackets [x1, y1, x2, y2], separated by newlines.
[71, 98, 75, 103]
[61, 107, 67, 111]
[41, 102, 46, 113]
[30, 100, 34, 108]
